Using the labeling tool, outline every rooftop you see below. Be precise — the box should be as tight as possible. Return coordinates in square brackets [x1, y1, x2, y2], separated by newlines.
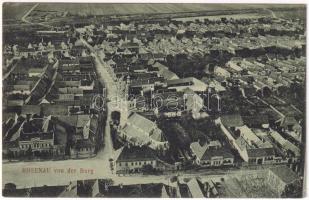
[117, 145, 157, 162]
[269, 166, 299, 184]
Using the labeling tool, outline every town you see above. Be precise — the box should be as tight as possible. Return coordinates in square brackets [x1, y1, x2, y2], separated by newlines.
[2, 3, 306, 198]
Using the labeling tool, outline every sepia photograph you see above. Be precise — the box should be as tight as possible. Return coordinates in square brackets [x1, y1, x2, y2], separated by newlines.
[1, 1, 307, 198]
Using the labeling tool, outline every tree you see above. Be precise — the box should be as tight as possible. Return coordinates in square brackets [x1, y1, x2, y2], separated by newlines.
[281, 180, 303, 198]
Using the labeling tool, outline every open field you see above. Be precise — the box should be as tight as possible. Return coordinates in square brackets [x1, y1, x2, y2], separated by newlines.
[3, 3, 305, 20]
[273, 8, 306, 20]
[173, 13, 269, 22]
[34, 3, 305, 16]
[3, 3, 36, 20]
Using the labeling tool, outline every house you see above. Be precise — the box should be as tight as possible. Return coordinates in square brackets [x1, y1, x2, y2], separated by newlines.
[153, 62, 179, 80]
[152, 52, 166, 61]
[41, 104, 69, 116]
[129, 64, 148, 73]
[176, 181, 191, 198]
[59, 59, 80, 73]
[120, 113, 169, 150]
[152, 91, 185, 118]
[216, 116, 276, 164]
[58, 115, 91, 137]
[269, 130, 300, 159]
[247, 148, 276, 165]
[190, 140, 234, 167]
[115, 145, 158, 173]
[214, 66, 231, 78]
[3, 183, 67, 197]
[277, 116, 302, 143]
[183, 87, 204, 113]
[98, 182, 176, 197]
[129, 77, 165, 91]
[6, 84, 31, 95]
[21, 105, 41, 117]
[186, 178, 204, 198]
[226, 60, 243, 73]
[3, 115, 25, 157]
[139, 47, 152, 60]
[208, 80, 226, 93]
[56, 114, 97, 159]
[70, 139, 96, 159]
[28, 68, 45, 77]
[58, 181, 78, 197]
[19, 116, 55, 155]
[267, 166, 301, 197]
[242, 114, 269, 128]
[167, 77, 208, 92]
[79, 57, 95, 72]
[56, 81, 80, 88]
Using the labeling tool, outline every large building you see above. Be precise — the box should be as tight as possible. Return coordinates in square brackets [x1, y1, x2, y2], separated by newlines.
[115, 145, 158, 173]
[120, 112, 169, 150]
[190, 140, 234, 167]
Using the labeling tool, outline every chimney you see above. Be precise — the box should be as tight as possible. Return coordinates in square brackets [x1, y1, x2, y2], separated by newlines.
[26, 114, 31, 123]
[203, 182, 209, 195]
[67, 181, 73, 191]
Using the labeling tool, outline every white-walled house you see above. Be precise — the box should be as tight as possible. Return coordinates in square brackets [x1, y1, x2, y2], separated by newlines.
[190, 140, 234, 167]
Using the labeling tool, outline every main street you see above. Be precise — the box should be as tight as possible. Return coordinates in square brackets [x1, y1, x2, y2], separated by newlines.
[3, 157, 272, 189]
[80, 37, 117, 165]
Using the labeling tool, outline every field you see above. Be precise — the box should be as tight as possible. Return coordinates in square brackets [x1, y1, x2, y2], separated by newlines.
[173, 13, 268, 22]
[273, 8, 306, 20]
[2, 3, 306, 21]
[34, 3, 306, 16]
[3, 3, 36, 20]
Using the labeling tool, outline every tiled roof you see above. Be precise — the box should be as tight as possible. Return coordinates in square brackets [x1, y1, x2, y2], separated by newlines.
[221, 114, 244, 127]
[269, 166, 299, 184]
[247, 148, 275, 158]
[117, 145, 157, 162]
[41, 104, 68, 116]
[202, 147, 234, 160]
[128, 112, 156, 133]
[187, 178, 204, 198]
[73, 139, 95, 149]
[190, 142, 207, 160]
[21, 105, 41, 116]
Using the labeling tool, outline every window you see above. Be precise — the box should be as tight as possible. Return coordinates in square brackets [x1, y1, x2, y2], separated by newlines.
[131, 162, 134, 166]
[119, 163, 122, 167]
[125, 163, 128, 167]
[139, 162, 141, 165]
